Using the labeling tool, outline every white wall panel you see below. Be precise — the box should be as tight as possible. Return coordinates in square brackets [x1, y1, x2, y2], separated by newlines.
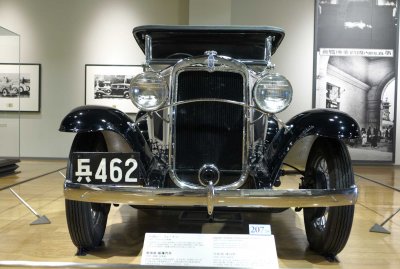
[189, 0, 231, 25]
[0, 0, 188, 158]
[1, 0, 398, 163]
[231, 0, 315, 122]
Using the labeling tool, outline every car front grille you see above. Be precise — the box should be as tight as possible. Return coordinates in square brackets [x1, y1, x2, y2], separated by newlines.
[174, 70, 244, 186]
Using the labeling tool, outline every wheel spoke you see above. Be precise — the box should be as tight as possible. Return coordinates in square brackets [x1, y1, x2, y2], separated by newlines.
[316, 158, 330, 189]
[313, 209, 330, 232]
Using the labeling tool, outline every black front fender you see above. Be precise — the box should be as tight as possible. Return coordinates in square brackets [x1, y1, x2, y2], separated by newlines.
[60, 105, 152, 169]
[60, 105, 134, 133]
[265, 109, 360, 183]
[286, 109, 360, 139]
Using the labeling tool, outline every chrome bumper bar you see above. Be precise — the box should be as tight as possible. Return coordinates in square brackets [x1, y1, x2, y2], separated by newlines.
[64, 182, 358, 215]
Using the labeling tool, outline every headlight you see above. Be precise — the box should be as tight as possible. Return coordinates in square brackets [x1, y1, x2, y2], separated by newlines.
[253, 72, 292, 113]
[129, 71, 168, 111]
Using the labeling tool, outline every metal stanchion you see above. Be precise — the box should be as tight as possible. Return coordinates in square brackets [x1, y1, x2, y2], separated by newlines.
[9, 188, 51, 225]
[369, 208, 400, 234]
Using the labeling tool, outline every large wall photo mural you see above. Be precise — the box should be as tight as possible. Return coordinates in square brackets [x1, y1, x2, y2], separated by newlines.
[314, 0, 398, 162]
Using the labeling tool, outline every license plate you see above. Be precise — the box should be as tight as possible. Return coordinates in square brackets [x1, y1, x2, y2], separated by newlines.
[71, 152, 142, 185]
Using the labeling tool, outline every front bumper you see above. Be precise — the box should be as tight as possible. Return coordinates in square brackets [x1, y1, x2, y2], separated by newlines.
[64, 182, 358, 215]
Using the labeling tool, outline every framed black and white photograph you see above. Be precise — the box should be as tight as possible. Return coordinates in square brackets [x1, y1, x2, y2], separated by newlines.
[0, 63, 41, 112]
[85, 64, 143, 113]
[314, 0, 398, 162]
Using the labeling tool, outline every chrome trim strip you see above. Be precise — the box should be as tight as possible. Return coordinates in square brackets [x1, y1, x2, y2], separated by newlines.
[264, 36, 273, 68]
[168, 169, 250, 190]
[250, 111, 266, 125]
[136, 98, 270, 157]
[64, 182, 358, 209]
[145, 59, 271, 66]
[206, 182, 215, 215]
[136, 99, 270, 122]
[145, 34, 152, 65]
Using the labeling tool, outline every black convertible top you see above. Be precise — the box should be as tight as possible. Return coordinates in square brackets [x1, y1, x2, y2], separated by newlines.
[133, 25, 285, 63]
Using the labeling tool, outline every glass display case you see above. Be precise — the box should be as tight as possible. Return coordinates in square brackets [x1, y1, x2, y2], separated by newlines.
[0, 26, 20, 176]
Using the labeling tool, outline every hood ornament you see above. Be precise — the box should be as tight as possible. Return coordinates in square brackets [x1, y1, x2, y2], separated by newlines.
[205, 50, 218, 70]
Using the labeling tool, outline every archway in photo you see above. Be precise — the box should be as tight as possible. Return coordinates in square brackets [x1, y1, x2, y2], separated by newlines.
[315, 54, 396, 162]
[379, 78, 395, 150]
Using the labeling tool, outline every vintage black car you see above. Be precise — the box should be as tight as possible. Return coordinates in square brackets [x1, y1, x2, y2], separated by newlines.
[1, 77, 19, 97]
[0, 77, 30, 97]
[95, 83, 130, 99]
[60, 25, 359, 257]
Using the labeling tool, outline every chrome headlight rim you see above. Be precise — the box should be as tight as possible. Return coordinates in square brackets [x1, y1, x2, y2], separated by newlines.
[129, 71, 169, 112]
[252, 72, 293, 114]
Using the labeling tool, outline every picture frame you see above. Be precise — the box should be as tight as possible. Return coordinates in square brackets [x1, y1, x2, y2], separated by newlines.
[85, 64, 143, 113]
[0, 63, 41, 112]
[313, 0, 398, 163]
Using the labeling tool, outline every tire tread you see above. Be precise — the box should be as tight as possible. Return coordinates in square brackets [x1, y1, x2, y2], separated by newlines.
[304, 137, 355, 256]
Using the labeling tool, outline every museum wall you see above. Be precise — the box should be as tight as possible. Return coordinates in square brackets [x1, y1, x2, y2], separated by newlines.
[189, 0, 231, 25]
[0, 0, 314, 159]
[230, 0, 315, 122]
[0, 0, 189, 158]
[0, 32, 19, 158]
[188, 0, 314, 121]
[191, 0, 400, 165]
[1, 0, 400, 164]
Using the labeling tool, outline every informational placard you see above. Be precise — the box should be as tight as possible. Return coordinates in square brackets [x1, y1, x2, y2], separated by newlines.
[141, 233, 278, 268]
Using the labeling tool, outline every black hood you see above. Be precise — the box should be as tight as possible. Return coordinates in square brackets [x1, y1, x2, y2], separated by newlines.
[133, 25, 285, 63]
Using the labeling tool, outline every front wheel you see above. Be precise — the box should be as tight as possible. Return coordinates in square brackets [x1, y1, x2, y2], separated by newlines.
[303, 137, 355, 257]
[65, 132, 111, 252]
[65, 200, 110, 251]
